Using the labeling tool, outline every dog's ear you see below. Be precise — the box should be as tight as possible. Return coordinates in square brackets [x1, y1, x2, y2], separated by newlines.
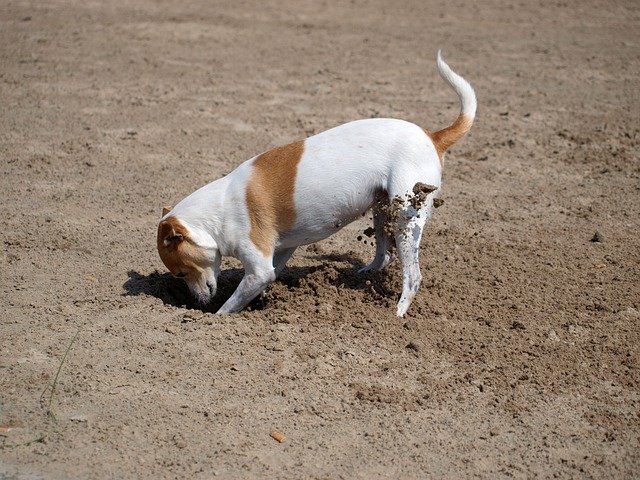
[162, 205, 173, 217]
[158, 219, 185, 249]
[163, 232, 183, 247]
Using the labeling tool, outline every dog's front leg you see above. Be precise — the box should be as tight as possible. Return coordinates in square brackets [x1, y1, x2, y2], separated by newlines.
[216, 251, 276, 314]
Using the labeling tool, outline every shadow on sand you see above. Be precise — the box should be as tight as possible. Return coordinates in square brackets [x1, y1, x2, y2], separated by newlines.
[123, 252, 395, 313]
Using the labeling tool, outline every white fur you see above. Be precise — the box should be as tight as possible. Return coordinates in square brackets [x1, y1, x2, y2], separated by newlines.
[437, 49, 476, 119]
[161, 52, 476, 317]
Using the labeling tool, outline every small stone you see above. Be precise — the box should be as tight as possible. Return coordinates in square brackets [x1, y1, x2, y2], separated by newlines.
[547, 330, 560, 342]
[590, 231, 603, 243]
[406, 340, 422, 352]
[316, 303, 333, 314]
[270, 430, 286, 443]
[173, 435, 187, 449]
[511, 321, 526, 331]
[593, 302, 612, 312]
[69, 414, 87, 423]
[403, 320, 419, 331]
[183, 311, 203, 321]
[0, 424, 18, 434]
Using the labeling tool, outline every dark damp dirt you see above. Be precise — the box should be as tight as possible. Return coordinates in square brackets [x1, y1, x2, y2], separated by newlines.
[374, 182, 439, 239]
[1, 1, 640, 479]
[410, 182, 438, 210]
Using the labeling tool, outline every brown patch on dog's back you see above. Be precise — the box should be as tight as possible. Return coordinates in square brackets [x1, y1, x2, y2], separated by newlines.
[246, 140, 304, 256]
[157, 216, 208, 275]
[427, 113, 474, 165]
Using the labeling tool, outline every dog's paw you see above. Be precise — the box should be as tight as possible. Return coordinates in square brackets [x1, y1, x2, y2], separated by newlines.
[357, 264, 375, 274]
[357, 254, 394, 274]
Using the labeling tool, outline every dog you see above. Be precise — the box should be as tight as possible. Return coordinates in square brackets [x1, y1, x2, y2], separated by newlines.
[157, 51, 476, 317]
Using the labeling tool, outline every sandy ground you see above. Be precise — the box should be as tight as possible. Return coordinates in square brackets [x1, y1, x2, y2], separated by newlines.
[1, 0, 639, 478]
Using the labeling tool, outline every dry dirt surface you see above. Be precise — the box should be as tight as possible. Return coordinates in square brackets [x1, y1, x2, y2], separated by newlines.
[1, 0, 639, 478]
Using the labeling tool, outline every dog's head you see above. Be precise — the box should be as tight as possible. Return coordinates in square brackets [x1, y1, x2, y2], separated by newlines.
[157, 214, 220, 304]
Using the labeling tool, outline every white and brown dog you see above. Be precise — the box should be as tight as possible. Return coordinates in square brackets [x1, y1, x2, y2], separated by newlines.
[158, 51, 476, 317]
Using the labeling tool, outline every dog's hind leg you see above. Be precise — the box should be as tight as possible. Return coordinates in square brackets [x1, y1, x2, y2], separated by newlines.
[387, 181, 438, 317]
[359, 202, 394, 273]
[394, 206, 430, 317]
[273, 247, 297, 278]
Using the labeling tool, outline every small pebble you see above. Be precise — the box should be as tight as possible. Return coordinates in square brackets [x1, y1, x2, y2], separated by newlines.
[173, 435, 187, 449]
[547, 330, 560, 342]
[511, 321, 526, 330]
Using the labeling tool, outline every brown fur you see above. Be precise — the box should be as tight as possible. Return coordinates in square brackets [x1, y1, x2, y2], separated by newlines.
[157, 216, 209, 277]
[245, 140, 305, 256]
[427, 113, 474, 165]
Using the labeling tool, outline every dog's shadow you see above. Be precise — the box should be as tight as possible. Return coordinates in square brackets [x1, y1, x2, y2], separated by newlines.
[123, 253, 394, 313]
[123, 268, 242, 313]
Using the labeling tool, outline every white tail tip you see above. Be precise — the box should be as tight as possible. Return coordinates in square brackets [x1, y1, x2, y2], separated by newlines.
[436, 50, 477, 119]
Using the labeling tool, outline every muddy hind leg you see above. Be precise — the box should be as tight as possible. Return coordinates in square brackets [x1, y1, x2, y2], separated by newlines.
[394, 213, 426, 317]
[392, 183, 438, 317]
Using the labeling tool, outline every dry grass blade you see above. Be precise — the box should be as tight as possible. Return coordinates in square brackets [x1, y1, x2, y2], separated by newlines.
[0, 435, 46, 449]
[46, 328, 81, 420]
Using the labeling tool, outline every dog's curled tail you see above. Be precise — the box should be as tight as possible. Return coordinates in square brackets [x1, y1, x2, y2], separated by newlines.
[430, 50, 477, 158]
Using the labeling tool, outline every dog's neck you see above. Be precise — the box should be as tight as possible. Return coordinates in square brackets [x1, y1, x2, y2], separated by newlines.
[170, 178, 231, 253]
